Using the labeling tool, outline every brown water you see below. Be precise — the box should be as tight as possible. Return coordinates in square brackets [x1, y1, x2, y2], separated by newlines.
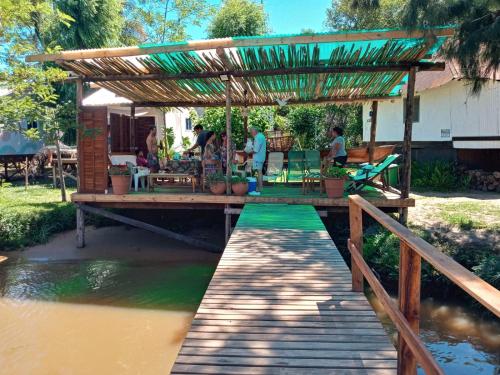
[368, 292, 500, 374]
[0, 227, 219, 375]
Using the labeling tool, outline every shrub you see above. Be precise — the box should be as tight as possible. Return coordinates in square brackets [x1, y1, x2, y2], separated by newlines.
[324, 166, 349, 179]
[412, 160, 470, 191]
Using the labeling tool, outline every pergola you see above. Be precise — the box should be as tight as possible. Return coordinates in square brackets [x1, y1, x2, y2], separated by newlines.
[27, 27, 454, 222]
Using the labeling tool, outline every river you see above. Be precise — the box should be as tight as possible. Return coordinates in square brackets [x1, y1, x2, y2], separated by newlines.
[0, 226, 498, 374]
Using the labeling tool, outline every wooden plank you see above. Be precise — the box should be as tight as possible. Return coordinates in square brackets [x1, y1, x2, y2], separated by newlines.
[349, 200, 363, 292]
[173, 204, 397, 374]
[368, 100, 378, 164]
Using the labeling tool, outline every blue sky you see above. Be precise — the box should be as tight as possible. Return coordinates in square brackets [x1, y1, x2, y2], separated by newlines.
[187, 0, 333, 39]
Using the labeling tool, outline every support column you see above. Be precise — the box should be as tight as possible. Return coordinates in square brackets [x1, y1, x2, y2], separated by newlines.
[225, 78, 232, 195]
[368, 100, 378, 164]
[243, 89, 249, 143]
[399, 67, 417, 225]
[75, 78, 83, 192]
[76, 205, 85, 248]
[130, 104, 136, 152]
[24, 156, 29, 190]
[225, 204, 231, 244]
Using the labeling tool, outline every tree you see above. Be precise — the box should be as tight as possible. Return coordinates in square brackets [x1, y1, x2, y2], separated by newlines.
[122, 0, 215, 44]
[208, 0, 269, 38]
[348, 0, 500, 93]
[325, 0, 405, 30]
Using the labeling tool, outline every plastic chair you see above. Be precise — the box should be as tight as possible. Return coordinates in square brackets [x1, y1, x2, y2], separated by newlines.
[263, 152, 284, 182]
[286, 150, 305, 183]
[126, 161, 150, 192]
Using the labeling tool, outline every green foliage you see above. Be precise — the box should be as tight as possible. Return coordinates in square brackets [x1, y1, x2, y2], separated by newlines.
[231, 175, 248, 184]
[412, 161, 471, 191]
[208, 0, 269, 38]
[324, 166, 349, 178]
[287, 105, 328, 150]
[473, 255, 500, 289]
[325, 0, 404, 30]
[181, 136, 191, 149]
[109, 165, 131, 176]
[207, 172, 227, 184]
[0, 183, 76, 250]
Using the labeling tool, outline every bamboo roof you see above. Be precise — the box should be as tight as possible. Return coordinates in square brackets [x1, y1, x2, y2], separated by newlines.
[27, 27, 454, 107]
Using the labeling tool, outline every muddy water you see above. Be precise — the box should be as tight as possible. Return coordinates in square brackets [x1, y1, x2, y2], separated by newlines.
[0, 227, 219, 375]
[368, 292, 500, 374]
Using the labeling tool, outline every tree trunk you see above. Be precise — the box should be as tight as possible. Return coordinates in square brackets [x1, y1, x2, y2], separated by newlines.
[55, 138, 67, 202]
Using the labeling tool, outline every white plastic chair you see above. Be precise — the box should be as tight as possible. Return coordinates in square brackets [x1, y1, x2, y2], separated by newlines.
[263, 152, 284, 182]
[125, 162, 150, 192]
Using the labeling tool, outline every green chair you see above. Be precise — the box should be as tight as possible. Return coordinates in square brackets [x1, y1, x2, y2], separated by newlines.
[347, 154, 400, 193]
[286, 150, 305, 183]
[302, 150, 321, 193]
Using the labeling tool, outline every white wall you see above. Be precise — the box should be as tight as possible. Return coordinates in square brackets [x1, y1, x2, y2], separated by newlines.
[363, 80, 500, 146]
[164, 108, 195, 151]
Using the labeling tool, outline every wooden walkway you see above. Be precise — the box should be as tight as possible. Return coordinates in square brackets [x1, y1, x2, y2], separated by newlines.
[172, 204, 397, 375]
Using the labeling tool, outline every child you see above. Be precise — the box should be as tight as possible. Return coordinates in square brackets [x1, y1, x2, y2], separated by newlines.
[135, 150, 148, 167]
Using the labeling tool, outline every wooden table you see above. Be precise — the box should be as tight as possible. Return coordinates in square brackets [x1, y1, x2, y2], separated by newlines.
[148, 172, 196, 192]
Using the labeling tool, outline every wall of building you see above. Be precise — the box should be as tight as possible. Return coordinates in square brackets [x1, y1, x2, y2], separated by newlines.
[362, 80, 500, 147]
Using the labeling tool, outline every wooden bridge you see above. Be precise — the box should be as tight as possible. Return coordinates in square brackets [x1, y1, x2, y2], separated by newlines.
[172, 198, 500, 375]
[172, 204, 397, 374]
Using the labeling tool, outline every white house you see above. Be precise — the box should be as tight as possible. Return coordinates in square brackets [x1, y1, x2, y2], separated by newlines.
[362, 61, 500, 169]
[82, 87, 196, 153]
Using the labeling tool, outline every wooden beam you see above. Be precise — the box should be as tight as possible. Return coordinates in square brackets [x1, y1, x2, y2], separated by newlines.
[225, 78, 232, 195]
[79, 62, 445, 83]
[76, 206, 85, 248]
[26, 28, 455, 62]
[129, 95, 400, 109]
[348, 200, 363, 292]
[130, 104, 135, 152]
[78, 204, 220, 252]
[76, 78, 83, 191]
[399, 67, 417, 225]
[368, 101, 378, 164]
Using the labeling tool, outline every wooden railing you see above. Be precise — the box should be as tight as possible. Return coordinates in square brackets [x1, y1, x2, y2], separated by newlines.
[347, 195, 500, 375]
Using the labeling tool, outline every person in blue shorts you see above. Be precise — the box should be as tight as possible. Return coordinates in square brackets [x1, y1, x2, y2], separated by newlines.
[250, 126, 266, 192]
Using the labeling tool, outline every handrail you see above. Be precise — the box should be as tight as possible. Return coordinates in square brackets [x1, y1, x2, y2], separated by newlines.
[348, 239, 443, 375]
[347, 195, 500, 375]
[349, 195, 500, 317]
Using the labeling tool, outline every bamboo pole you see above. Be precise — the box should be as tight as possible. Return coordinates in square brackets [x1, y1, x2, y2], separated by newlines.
[399, 67, 417, 225]
[76, 78, 83, 192]
[225, 78, 232, 195]
[368, 101, 378, 164]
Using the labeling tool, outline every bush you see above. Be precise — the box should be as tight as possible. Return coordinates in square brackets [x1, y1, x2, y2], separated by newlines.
[0, 183, 77, 250]
[412, 160, 470, 191]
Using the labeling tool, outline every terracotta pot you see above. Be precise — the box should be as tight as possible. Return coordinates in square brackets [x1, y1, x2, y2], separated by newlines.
[210, 181, 226, 195]
[231, 182, 248, 196]
[324, 177, 345, 198]
[111, 175, 130, 195]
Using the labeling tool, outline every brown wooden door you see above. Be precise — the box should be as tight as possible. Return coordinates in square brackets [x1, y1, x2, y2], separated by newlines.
[110, 113, 132, 152]
[78, 106, 108, 193]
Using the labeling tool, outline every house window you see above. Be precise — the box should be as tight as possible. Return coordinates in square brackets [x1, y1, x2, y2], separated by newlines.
[403, 96, 420, 123]
[27, 121, 38, 130]
[185, 118, 192, 130]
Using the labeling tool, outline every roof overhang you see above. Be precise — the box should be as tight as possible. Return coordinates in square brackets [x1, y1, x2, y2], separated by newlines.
[26, 27, 455, 107]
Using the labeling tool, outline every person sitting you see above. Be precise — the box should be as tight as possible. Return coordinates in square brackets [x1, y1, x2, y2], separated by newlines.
[203, 131, 219, 175]
[135, 150, 148, 167]
[328, 126, 347, 167]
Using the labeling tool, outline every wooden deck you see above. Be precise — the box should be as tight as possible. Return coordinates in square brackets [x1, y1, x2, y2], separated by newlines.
[171, 204, 397, 374]
[71, 185, 414, 209]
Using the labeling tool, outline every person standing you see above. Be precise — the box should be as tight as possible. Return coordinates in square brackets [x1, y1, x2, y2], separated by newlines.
[186, 124, 210, 157]
[250, 126, 266, 192]
[146, 126, 159, 172]
[328, 126, 347, 167]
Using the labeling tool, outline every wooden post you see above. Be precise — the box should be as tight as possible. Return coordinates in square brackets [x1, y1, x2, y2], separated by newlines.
[75, 78, 83, 192]
[55, 137, 66, 202]
[76, 205, 85, 248]
[398, 241, 421, 375]
[24, 156, 29, 190]
[225, 204, 231, 244]
[225, 78, 232, 195]
[399, 67, 417, 225]
[348, 199, 364, 292]
[368, 101, 378, 164]
[130, 104, 136, 152]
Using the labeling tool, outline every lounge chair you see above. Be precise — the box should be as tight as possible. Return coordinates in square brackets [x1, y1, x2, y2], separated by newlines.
[346, 154, 400, 193]
[286, 150, 305, 183]
[263, 152, 284, 182]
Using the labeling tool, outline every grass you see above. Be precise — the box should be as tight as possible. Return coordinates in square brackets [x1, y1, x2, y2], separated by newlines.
[0, 182, 77, 250]
[437, 202, 500, 230]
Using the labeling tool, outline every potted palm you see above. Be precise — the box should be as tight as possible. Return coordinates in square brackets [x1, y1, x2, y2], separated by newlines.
[323, 165, 348, 198]
[207, 172, 227, 195]
[109, 165, 131, 195]
[231, 175, 248, 196]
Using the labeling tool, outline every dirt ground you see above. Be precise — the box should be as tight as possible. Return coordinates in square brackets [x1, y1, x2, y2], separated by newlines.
[408, 191, 500, 252]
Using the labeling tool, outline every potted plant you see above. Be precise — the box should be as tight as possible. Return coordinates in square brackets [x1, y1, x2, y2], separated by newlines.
[207, 172, 227, 195]
[109, 165, 131, 195]
[323, 165, 348, 198]
[231, 175, 248, 196]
